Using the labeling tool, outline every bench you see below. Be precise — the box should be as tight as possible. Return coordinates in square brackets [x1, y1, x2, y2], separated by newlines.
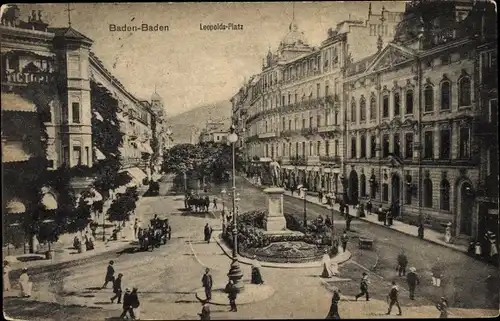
[359, 237, 374, 250]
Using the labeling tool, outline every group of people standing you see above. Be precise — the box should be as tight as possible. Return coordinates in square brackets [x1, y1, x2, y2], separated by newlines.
[102, 260, 140, 320]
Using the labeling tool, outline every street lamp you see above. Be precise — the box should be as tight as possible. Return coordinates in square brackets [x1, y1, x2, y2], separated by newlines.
[301, 187, 308, 228]
[330, 203, 335, 249]
[221, 189, 227, 234]
[226, 125, 244, 292]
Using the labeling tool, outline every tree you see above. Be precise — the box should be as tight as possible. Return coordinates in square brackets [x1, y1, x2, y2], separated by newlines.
[107, 187, 139, 223]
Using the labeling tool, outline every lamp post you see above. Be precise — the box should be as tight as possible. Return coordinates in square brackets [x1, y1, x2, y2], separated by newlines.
[302, 187, 308, 228]
[330, 203, 335, 248]
[221, 189, 226, 234]
[226, 125, 244, 292]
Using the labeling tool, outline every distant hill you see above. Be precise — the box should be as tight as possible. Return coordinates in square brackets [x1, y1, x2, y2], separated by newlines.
[167, 100, 232, 144]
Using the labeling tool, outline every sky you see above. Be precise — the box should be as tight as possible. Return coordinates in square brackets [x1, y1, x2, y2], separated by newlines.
[18, 2, 405, 117]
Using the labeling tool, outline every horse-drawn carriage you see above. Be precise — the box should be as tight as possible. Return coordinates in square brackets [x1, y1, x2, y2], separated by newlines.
[138, 218, 172, 251]
[184, 194, 210, 213]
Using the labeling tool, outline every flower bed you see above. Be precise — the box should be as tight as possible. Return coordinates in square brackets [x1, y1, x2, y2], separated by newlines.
[222, 210, 340, 261]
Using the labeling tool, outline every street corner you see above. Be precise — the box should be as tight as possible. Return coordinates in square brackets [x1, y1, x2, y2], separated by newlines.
[195, 283, 275, 306]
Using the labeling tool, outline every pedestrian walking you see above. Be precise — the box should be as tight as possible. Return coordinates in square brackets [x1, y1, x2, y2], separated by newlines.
[119, 288, 133, 319]
[134, 219, 139, 239]
[418, 223, 425, 239]
[431, 261, 443, 287]
[225, 279, 238, 312]
[110, 273, 123, 304]
[202, 268, 213, 301]
[213, 198, 218, 210]
[345, 214, 352, 232]
[198, 300, 211, 320]
[366, 200, 372, 215]
[3, 261, 11, 292]
[386, 281, 402, 316]
[397, 250, 408, 277]
[341, 231, 349, 253]
[204, 223, 213, 244]
[406, 267, 419, 300]
[326, 287, 341, 319]
[102, 260, 115, 289]
[355, 272, 370, 301]
[130, 287, 140, 320]
[18, 267, 32, 298]
[318, 190, 323, 203]
[436, 297, 449, 318]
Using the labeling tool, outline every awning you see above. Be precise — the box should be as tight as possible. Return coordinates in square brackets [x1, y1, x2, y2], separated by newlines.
[142, 143, 153, 154]
[119, 167, 147, 186]
[94, 147, 106, 160]
[1, 93, 36, 112]
[6, 198, 26, 214]
[93, 110, 104, 122]
[41, 193, 58, 210]
[2, 141, 32, 163]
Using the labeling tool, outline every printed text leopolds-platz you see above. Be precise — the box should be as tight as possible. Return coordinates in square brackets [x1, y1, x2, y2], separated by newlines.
[109, 24, 169, 32]
[199, 23, 243, 31]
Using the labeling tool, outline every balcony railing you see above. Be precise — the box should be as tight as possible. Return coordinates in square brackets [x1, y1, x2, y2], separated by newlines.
[317, 124, 340, 133]
[319, 155, 341, 163]
[258, 132, 279, 139]
[290, 155, 307, 166]
[300, 127, 317, 137]
[306, 155, 320, 165]
[281, 156, 291, 165]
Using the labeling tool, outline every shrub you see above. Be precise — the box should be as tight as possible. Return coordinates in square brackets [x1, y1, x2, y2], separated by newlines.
[239, 210, 267, 229]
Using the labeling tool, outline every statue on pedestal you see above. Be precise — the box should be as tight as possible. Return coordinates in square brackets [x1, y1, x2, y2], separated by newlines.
[269, 159, 281, 187]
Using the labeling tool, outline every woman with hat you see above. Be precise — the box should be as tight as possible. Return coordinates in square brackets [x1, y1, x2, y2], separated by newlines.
[19, 267, 32, 297]
[321, 249, 334, 278]
[436, 297, 449, 318]
[406, 267, 419, 300]
[3, 260, 11, 292]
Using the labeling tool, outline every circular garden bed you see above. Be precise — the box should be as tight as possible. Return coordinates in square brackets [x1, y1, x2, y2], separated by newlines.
[241, 241, 329, 263]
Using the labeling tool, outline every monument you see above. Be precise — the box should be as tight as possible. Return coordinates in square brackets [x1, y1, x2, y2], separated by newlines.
[263, 187, 303, 237]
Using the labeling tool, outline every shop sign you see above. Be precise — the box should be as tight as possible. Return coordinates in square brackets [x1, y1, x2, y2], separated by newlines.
[3, 71, 55, 84]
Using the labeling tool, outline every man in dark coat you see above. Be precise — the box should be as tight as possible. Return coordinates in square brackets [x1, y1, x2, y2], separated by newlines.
[397, 250, 408, 276]
[345, 214, 352, 232]
[366, 200, 373, 214]
[213, 198, 217, 210]
[386, 281, 402, 316]
[406, 267, 420, 300]
[102, 260, 115, 289]
[119, 288, 132, 319]
[326, 287, 341, 319]
[325, 216, 332, 229]
[110, 273, 123, 304]
[355, 272, 370, 301]
[204, 223, 212, 244]
[202, 268, 213, 301]
[341, 231, 349, 253]
[225, 279, 238, 312]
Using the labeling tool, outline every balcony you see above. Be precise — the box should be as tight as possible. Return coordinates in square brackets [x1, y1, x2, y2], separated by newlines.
[300, 127, 317, 137]
[319, 155, 340, 164]
[245, 135, 259, 143]
[290, 155, 307, 166]
[258, 132, 279, 139]
[281, 157, 291, 165]
[326, 94, 340, 107]
[317, 124, 340, 133]
[307, 155, 320, 165]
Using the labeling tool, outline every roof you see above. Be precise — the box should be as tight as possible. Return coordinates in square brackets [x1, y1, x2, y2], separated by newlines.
[345, 52, 378, 77]
[48, 27, 93, 43]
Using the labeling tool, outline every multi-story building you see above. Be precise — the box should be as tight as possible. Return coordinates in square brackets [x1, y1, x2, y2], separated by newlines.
[199, 121, 228, 143]
[239, 3, 403, 197]
[342, 0, 496, 239]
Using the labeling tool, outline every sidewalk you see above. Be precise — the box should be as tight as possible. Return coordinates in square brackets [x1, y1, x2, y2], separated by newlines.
[243, 176, 469, 254]
[4, 186, 150, 271]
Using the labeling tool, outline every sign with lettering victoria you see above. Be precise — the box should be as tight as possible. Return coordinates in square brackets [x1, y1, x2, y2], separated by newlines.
[3, 71, 55, 84]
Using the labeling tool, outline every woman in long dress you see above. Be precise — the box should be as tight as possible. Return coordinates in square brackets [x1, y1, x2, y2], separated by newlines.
[3, 261, 11, 292]
[326, 287, 341, 319]
[251, 255, 264, 284]
[19, 267, 32, 297]
[321, 250, 334, 278]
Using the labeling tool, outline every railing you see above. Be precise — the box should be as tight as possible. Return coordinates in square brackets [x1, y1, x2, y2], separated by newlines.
[306, 156, 320, 165]
[290, 155, 307, 166]
[245, 135, 259, 143]
[300, 127, 318, 137]
[319, 155, 340, 163]
[258, 132, 279, 139]
[317, 124, 340, 133]
[281, 157, 291, 165]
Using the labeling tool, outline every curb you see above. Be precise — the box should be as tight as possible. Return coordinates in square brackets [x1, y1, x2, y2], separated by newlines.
[214, 233, 352, 269]
[242, 176, 468, 255]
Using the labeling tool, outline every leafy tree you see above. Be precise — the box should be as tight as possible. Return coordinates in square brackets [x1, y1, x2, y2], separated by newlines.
[107, 186, 139, 223]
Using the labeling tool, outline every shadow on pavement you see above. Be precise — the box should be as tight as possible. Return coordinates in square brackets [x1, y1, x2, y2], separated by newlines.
[94, 301, 113, 305]
[85, 287, 103, 291]
[3, 297, 102, 319]
[116, 247, 140, 255]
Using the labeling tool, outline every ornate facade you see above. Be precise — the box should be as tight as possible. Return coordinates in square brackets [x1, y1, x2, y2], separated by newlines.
[343, 0, 497, 239]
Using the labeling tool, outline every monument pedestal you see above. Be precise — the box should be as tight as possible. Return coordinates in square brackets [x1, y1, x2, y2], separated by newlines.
[263, 187, 303, 237]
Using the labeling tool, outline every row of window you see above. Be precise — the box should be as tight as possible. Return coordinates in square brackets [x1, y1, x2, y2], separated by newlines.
[350, 76, 472, 123]
[264, 140, 341, 158]
[349, 128, 471, 159]
[368, 24, 389, 37]
[62, 145, 91, 167]
[262, 111, 341, 133]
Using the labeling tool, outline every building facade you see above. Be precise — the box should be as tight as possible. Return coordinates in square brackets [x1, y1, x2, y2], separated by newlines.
[199, 121, 228, 143]
[237, 3, 403, 197]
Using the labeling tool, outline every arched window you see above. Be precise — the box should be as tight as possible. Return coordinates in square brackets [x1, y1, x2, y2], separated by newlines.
[360, 135, 366, 158]
[360, 96, 366, 121]
[441, 81, 451, 110]
[351, 99, 357, 123]
[423, 178, 433, 208]
[406, 89, 414, 114]
[394, 92, 401, 116]
[459, 76, 471, 107]
[360, 174, 366, 197]
[370, 96, 377, 120]
[424, 85, 434, 112]
[440, 179, 450, 211]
